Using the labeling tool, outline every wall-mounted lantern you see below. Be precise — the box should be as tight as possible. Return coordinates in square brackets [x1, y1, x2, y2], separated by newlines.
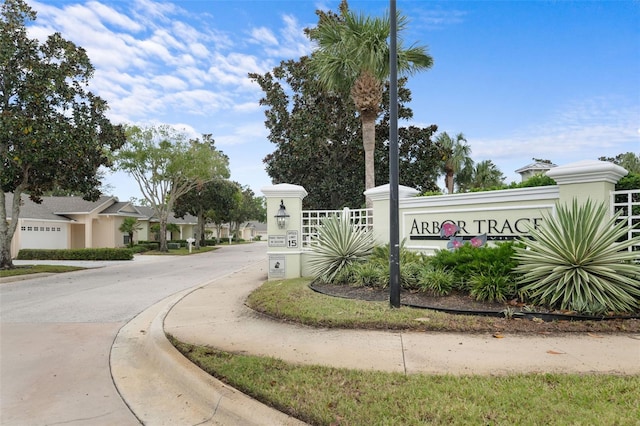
[275, 199, 290, 229]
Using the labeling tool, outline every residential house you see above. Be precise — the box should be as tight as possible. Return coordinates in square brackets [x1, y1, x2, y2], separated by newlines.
[5, 193, 142, 257]
[515, 161, 558, 181]
[4, 193, 262, 257]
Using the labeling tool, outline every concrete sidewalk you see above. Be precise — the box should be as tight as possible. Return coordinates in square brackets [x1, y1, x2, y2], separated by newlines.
[113, 260, 640, 425]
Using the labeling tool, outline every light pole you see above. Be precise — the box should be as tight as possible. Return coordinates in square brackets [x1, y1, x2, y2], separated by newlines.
[389, 0, 400, 308]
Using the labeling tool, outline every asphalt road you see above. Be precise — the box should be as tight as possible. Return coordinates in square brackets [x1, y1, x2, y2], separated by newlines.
[0, 243, 267, 426]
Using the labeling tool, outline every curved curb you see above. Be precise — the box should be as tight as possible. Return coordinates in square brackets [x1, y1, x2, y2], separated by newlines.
[110, 285, 306, 426]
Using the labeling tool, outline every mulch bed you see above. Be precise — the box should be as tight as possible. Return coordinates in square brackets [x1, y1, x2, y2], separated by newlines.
[309, 282, 640, 333]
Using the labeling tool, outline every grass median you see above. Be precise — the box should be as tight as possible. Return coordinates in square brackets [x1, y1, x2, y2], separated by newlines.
[172, 277, 640, 425]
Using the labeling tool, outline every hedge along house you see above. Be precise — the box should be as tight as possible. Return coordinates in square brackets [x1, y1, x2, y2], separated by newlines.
[4, 194, 143, 257]
[4, 195, 207, 257]
[262, 160, 638, 280]
[132, 205, 199, 243]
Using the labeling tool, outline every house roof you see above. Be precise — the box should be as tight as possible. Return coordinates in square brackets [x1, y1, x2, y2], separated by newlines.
[131, 205, 198, 224]
[100, 201, 143, 217]
[241, 221, 267, 232]
[514, 161, 558, 174]
[47, 195, 115, 215]
[4, 193, 70, 222]
[4, 194, 138, 221]
[5, 193, 197, 224]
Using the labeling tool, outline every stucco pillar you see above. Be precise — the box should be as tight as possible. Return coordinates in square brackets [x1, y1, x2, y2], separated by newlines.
[364, 184, 420, 245]
[546, 160, 627, 206]
[261, 183, 308, 280]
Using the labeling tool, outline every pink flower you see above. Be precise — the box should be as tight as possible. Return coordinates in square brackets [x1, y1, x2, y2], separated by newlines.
[441, 222, 459, 238]
[447, 236, 464, 250]
[470, 234, 487, 248]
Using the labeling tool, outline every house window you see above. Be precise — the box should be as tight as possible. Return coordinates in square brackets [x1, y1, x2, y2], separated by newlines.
[46, 227, 50, 231]
[56, 227, 61, 232]
[40, 227, 44, 231]
[27, 226, 32, 231]
[33, 227, 38, 232]
[21, 226, 26, 231]
[124, 235, 131, 245]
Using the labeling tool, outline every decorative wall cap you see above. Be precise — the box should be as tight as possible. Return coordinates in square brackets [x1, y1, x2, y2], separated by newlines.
[364, 184, 420, 201]
[400, 185, 559, 208]
[261, 183, 308, 199]
[546, 160, 627, 185]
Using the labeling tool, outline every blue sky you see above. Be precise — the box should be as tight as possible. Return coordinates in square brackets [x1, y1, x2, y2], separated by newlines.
[27, 0, 639, 202]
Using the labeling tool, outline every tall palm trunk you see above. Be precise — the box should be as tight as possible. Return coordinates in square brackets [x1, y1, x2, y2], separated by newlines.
[352, 70, 383, 208]
[361, 110, 377, 200]
[445, 167, 455, 194]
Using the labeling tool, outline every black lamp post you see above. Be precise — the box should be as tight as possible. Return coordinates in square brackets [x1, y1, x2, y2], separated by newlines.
[389, 0, 401, 308]
[275, 199, 290, 229]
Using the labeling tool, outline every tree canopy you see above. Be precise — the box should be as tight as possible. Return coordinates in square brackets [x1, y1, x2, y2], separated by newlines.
[250, 57, 440, 209]
[114, 125, 229, 251]
[174, 178, 241, 247]
[599, 152, 640, 174]
[1, 0, 125, 268]
[229, 186, 266, 239]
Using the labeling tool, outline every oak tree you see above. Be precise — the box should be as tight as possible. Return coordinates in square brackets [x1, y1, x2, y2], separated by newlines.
[114, 126, 229, 252]
[174, 178, 241, 248]
[0, 0, 125, 268]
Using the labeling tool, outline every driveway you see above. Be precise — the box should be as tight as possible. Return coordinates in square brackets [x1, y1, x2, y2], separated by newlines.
[0, 243, 267, 426]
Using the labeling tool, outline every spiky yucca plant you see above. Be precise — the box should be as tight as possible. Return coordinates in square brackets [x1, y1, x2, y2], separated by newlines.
[307, 215, 374, 283]
[514, 199, 640, 314]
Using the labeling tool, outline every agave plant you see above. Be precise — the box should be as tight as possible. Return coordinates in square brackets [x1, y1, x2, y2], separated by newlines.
[514, 199, 640, 314]
[307, 215, 375, 283]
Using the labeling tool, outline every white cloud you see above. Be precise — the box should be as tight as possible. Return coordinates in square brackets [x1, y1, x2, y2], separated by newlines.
[264, 14, 313, 58]
[151, 75, 189, 91]
[208, 52, 273, 90]
[86, 0, 143, 32]
[409, 8, 468, 30]
[470, 96, 639, 177]
[216, 122, 269, 147]
[251, 27, 279, 46]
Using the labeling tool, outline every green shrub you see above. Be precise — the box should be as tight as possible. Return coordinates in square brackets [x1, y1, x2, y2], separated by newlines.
[469, 269, 515, 302]
[417, 267, 455, 295]
[130, 245, 149, 254]
[514, 199, 640, 314]
[428, 242, 521, 291]
[17, 248, 133, 261]
[138, 241, 160, 250]
[362, 242, 425, 290]
[616, 172, 640, 190]
[343, 262, 387, 288]
[307, 215, 374, 283]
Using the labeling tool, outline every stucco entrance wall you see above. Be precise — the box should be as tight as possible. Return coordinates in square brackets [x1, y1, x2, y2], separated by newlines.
[399, 186, 558, 253]
[365, 160, 627, 254]
[263, 160, 629, 278]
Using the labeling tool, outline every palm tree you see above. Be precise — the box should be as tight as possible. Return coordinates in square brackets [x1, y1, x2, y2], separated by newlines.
[118, 217, 142, 248]
[308, 0, 433, 205]
[436, 132, 473, 194]
[469, 160, 505, 190]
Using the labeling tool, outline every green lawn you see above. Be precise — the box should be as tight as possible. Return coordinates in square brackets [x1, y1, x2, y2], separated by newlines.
[0, 265, 85, 278]
[171, 277, 640, 425]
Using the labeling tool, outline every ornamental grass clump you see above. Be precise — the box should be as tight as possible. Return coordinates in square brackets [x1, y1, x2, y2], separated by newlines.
[307, 215, 374, 283]
[514, 199, 640, 314]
